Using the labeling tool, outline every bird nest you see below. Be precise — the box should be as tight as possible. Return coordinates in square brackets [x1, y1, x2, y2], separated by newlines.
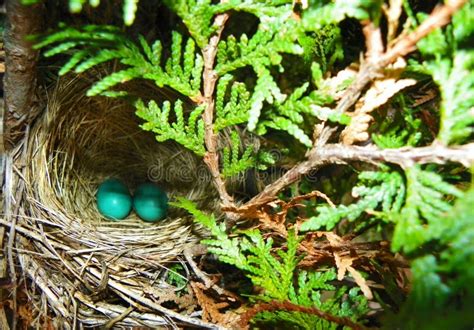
[7, 74, 222, 328]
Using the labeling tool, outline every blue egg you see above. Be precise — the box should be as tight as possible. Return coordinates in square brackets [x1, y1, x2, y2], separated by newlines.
[96, 179, 132, 220]
[133, 183, 168, 222]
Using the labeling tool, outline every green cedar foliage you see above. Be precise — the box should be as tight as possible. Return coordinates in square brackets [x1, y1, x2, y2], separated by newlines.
[135, 99, 206, 155]
[415, 2, 474, 145]
[300, 170, 405, 231]
[222, 131, 255, 177]
[172, 197, 368, 328]
[371, 95, 424, 149]
[392, 165, 463, 253]
[387, 185, 474, 330]
[34, 0, 356, 171]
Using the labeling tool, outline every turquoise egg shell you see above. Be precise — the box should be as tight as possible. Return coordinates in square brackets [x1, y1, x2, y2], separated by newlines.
[96, 179, 133, 220]
[133, 183, 168, 222]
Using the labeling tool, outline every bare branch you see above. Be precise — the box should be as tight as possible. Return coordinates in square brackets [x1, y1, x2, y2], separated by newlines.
[232, 143, 474, 214]
[309, 143, 474, 169]
[201, 3, 235, 209]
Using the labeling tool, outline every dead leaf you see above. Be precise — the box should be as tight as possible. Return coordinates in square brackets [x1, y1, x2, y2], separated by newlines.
[143, 285, 196, 313]
[321, 232, 373, 299]
[320, 66, 358, 99]
[191, 282, 240, 326]
[346, 265, 373, 300]
[358, 77, 416, 114]
[341, 59, 417, 145]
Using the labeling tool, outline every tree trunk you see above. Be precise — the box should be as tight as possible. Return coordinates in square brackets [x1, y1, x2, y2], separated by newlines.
[3, 0, 44, 148]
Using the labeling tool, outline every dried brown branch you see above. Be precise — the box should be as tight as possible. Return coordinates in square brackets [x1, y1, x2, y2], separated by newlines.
[201, 2, 235, 210]
[239, 300, 368, 330]
[297, 232, 403, 269]
[322, 232, 373, 299]
[334, 0, 467, 116]
[191, 281, 239, 326]
[341, 59, 416, 145]
[254, 190, 334, 237]
[184, 246, 241, 303]
[381, 0, 467, 65]
[231, 142, 474, 215]
[384, 0, 403, 44]
[310, 143, 474, 169]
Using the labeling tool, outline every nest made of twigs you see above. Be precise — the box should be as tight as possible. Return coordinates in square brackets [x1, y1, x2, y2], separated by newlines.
[9, 73, 223, 328]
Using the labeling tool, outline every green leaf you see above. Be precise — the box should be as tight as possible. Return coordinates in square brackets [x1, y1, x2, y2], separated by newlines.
[135, 99, 206, 155]
[300, 170, 405, 231]
[222, 131, 255, 177]
[416, 3, 474, 145]
[214, 75, 250, 131]
[248, 67, 286, 131]
[392, 166, 463, 253]
[36, 26, 203, 99]
[171, 197, 248, 269]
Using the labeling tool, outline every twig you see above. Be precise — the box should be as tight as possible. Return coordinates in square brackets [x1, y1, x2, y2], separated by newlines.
[239, 300, 368, 330]
[381, 0, 467, 65]
[103, 306, 134, 329]
[231, 143, 474, 214]
[184, 246, 241, 302]
[4, 157, 16, 329]
[335, 0, 467, 116]
[5, 156, 26, 330]
[201, 2, 234, 209]
[309, 143, 474, 169]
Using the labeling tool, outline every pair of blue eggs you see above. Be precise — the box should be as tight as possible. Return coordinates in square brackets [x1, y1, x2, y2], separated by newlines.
[96, 179, 168, 222]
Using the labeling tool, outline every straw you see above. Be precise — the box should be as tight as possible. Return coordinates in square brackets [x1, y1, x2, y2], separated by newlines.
[11, 73, 222, 327]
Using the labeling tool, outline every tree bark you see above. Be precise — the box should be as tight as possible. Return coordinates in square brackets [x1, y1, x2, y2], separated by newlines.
[3, 0, 44, 148]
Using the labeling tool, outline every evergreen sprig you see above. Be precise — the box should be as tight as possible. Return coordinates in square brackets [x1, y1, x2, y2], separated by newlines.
[392, 185, 474, 330]
[174, 198, 368, 327]
[215, 21, 302, 75]
[222, 131, 255, 177]
[162, 0, 217, 49]
[35, 26, 203, 98]
[392, 165, 463, 253]
[174, 197, 301, 301]
[416, 2, 474, 145]
[34, 0, 353, 154]
[371, 95, 423, 149]
[302, 0, 383, 28]
[256, 82, 347, 147]
[135, 99, 206, 155]
[214, 74, 250, 131]
[257, 284, 368, 330]
[171, 197, 249, 269]
[300, 170, 405, 231]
